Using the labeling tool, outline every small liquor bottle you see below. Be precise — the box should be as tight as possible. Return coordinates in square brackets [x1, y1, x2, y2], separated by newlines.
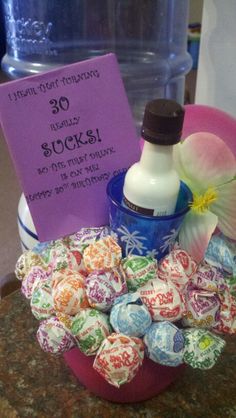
[123, 99, 185, 216]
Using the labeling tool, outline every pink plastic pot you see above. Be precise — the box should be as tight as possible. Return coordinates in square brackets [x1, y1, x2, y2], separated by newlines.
[64, 104, 236, 403]
[64, 348, 185, 403]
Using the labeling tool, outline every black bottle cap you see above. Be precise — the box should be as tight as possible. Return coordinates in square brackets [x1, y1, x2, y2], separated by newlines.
[141, 99, 185, 145]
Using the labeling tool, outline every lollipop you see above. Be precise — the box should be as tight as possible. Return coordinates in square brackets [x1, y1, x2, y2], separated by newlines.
[32, 241, 51, 256]
[183, 328, 226, 369]
[21, 266, 49, 299]
[56, 312, 73, 331]
[71, 308, 111, 355]
[65, 226, 110, 253]
[213, 287, 236, 335]
[205, 233, 236, 276]
[52, 270, 89, 315]
[93, 333, 144, 387]
[110, 293, 152, 337]
[158, 249, 197, 291]
[182, 286, 220, 329]
[192, 262, 226, 293]
[37, 317, 76, 354]
[42, 240, 83, 273]
[83, 236, 122, 272]
[15, 250, 46, 281]
[85, 268, 128, 311]
[36, 239, 63, 264]
[139, 278, 183, 321]
[31, 279, 54, 320]
[225, 276, 236, 299]
[144, 321, 185, 366]
[121, 255, 157, 291]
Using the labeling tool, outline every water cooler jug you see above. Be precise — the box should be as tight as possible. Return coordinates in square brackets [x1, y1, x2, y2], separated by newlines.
[1, 0, 192, 250]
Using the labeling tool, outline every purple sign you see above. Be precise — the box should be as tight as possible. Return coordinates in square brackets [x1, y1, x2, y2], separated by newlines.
[0, 54, 140, 241]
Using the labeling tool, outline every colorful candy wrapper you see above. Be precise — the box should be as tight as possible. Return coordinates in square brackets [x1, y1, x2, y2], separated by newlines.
[225, 276, 236, 299]
[56, 312, 74, 331]
[61, 233, 93, 276]
[71, 308, 111, 355]
[15, 250, 46, 281]
[85, 268, 128, 311]
[31, 280, 54, 320]
[93, 333, 144, 387]
[37, 317, 76, 354]
[144, 321, 184, 367]
[41, 240, 84, 273]
[83, 236, 122, 273]
[69, 249, 87, 276]
[21, 266, 49, 299]
[183, 328, 226, 369]
[121, 255, 157, 292]
[51, 269, 77, 288]
[64, 226, 111, 253]
[158, 249, 197, 291]
[192, 262, 226, 293]
[35, 239, 62, 264]
[205, 233, 236, 276]
[213, 287, 236, 335]
[52, 270, 89, 315]
[182, 286, 220, 329]
[32, 241, 52, 256]
[110, 293, 152, 337]
[139, 278, 183, 321]
[61, 239, 87, 276]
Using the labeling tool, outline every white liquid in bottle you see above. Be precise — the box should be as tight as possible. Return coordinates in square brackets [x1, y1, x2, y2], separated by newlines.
[123, 99, 184, 216]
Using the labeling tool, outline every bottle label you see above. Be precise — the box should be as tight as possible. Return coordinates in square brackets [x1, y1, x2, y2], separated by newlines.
[123, 195, 171, 216]
[123, 195, 155, 216]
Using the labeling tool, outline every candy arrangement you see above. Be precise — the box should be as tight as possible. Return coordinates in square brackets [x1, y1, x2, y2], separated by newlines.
[15, 227, 236, 388]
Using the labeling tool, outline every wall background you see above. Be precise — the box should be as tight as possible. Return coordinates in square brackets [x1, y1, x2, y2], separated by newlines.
[189, 0, 203, 23]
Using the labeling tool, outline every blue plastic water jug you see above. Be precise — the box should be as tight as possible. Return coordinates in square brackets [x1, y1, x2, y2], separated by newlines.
[1, 0, 192, 128]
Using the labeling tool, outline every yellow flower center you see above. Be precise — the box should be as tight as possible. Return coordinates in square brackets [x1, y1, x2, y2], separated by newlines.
[190, 187, 218, 213]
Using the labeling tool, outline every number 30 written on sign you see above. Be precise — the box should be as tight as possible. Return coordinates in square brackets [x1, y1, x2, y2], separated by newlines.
[49, 96, 70, 114]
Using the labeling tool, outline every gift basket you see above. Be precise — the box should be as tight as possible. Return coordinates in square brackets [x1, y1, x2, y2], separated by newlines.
[14, 102, 236, 403]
